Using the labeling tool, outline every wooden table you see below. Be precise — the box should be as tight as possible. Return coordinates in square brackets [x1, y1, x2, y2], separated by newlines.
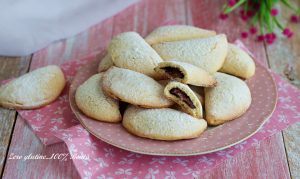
[0, 0, 299, 178]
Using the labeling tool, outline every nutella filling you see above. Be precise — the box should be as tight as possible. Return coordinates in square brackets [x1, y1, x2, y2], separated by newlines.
[161, 67, 184, 79]
[170, 88, 196, 109]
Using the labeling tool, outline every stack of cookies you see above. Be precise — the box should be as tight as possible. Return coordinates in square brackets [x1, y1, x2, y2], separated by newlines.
[0, 25, 255, 141]
[75, 25, 255, 141]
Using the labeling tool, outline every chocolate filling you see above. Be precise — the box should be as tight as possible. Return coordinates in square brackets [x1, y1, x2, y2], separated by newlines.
[161, 67, 184, 79]
[170, 88, 196, 109]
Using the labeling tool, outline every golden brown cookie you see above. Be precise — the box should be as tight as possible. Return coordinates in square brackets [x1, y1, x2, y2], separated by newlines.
[108, 32, 163, 79]
[123, 106, 207, 140]
[164, 81, 203, 118]
[205, 72, 252, 125]
[145, 25, 216, 45]
[219, 43, 255, 79]
[75, 73, 121, 122]
[102, 67, 173, 108]
[154, 60, 217, 87]
[152, 34, 228, 73]
[0, 65, 65, 109]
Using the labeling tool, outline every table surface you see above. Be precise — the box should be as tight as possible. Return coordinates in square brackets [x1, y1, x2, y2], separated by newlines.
[0, 0, 300, 178]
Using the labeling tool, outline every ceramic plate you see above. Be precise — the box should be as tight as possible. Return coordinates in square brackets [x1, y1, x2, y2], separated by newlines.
[69, 58, 277, 156]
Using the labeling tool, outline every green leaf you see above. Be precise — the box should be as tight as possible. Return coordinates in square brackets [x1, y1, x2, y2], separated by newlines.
[281, 0, 298, 12]
[224, 0, 247, 14]
[273, 16, 284, 29]
[249, 13, 259, 27]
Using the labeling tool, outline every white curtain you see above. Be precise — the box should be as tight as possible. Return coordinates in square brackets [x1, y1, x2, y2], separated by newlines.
[0, 0, 139, 56]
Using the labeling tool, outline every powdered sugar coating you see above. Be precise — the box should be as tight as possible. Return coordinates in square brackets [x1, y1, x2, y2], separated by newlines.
[109, 32, 163, 79]
[75, 73, 121, 122]
[145, 25, 216, 45]
[153, 34, 228, 73]
[102, 67, 173, 108]
[220, 43, 255, 79]
[0, 65, 65, 109]
[205, 72, 252, 125]
[123, 106, 207, 140]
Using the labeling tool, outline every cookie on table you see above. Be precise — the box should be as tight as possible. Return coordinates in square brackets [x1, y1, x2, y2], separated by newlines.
[75, 73, 121, 123]
[123, 106, 207, 140]
[155, 60, 217, 87]
[145, 25, 216, 45]
[152, 34, 228, 73]
[205, 72, 252, 125]
[164, 81, 203, 118]
[0, 65, 65, 109]
[108, 32, 163, 79]
[219, 43, 255, 79]
[102, 67, 173, 108]
[98, 53, 114, 72]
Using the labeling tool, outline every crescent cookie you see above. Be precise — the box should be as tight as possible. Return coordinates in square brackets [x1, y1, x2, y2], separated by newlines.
[205, 72, 252, 125]
[123, 106, 207, 140]
[108, 32, 163, 79]
[98, 53, 114, 72]
[164, 81, 203, 118]
[219, 43, 256, 79]
[152, 34, 228, 73]
[0, 65, 65, 109]
[145, 25, 216, 45]
[102, 67, 173, 108]
[75, 73, 121, 123]
[154, 60, 217, 87]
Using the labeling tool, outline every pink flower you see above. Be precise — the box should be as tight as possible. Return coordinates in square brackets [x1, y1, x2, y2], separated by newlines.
[219, 13, 228, 20]
[287, 32, 294, 38]
[240, 10, 249, 21]
[228, 0, 236, 7]
[283, 28, 291, 35]
[290, 15, 299, 23]
[265, 33, 277, 44]
[241, 32, 248, 38]
[271, 8, 279, 16]
[249, 27, 257, 34]
[283, 28, 293, 38]
[246, 10, 255, 18]
[256, 35, 265, 42]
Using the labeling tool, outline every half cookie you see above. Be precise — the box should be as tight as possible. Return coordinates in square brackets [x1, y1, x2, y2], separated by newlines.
[123, 106, 207, 140]
[75, 73, 121, 122]
[164, 81, 203, 118]
[155, 60, 217, 87]
[145, 25, 216, 45]
[153, 34, 228, 73]
[205, 72, 252, 125]
[108, 32, 163, 79]
[0, 65, 65, 109]
[219, 43, 255, 79]
[102, 67, 173, 108]
[98, 53, 114, 72]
